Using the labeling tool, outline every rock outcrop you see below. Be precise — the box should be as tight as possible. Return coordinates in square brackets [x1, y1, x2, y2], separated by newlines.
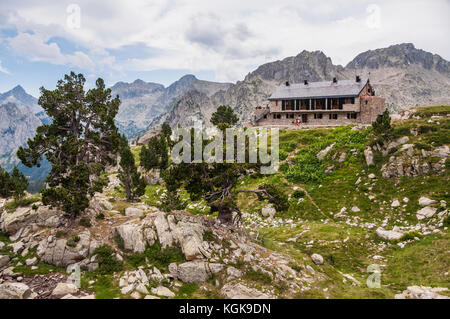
[37, 231, 99, 267]
[0, 282, 36, 299]
[0, 205, 62, 235]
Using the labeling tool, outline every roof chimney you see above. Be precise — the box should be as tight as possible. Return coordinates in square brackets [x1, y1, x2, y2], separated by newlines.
[304, 80, 308, 85]
[285, 81, 290, 86]
[356, 75, 361, 83]
[332, 77, 337, 83]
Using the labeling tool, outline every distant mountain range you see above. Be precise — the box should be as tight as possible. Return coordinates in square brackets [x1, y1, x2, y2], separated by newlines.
[1, 43, 449, 191]
[112, 75, 232, 139]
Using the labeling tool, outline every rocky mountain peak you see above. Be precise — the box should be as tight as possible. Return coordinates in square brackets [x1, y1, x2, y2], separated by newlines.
[11, 85, 27, 95]
[246, 49, 343, 84]
[347, 43, 450, 74]
[0, 85, 41, 114]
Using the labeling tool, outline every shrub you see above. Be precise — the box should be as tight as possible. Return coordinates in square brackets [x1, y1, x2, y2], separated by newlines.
[418, 124, 437, 134]
[243, 269, 272, 285]
[395, 231, 422, 243]
[392, 125, 412, 137]
[258, 183, 289, 211]
[202, 230, 216, 242]
[286, 153, 325, 184]
[443, 216, 450, 227]
[279, 163, 289, 172]
[32, 204, 38, 211]
[96, 213, 105, 220]
[79, 218, 92, 228]
[176, 283, 199, 298]
[113, 233, 125, 250]
[66, 239, 77, 247]
[93, 244, 123, 275]
[55, 230, 67, 238]
[425, 132, 450, 146]
[126, 241, 184, 271]
[414, 142, 432, 151]
[291, 189, 305, 198]
[279, 150, 288, 161]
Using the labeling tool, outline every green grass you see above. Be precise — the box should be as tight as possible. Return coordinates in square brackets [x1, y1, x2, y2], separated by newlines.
[81, 273, 121, 299]
[93, 244, 123, 275]
[125, 241, 184, 271]
[4, 194, 41, 212]
[13, 263, 65, 276]
[383, 234, 450, 291]
[175, 282, 200, 299]
[242, 269, 273, 285]
[413, 105, 450, 117]
[0, 231, 11, 243]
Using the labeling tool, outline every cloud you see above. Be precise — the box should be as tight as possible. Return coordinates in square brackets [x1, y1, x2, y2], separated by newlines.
[8, 32, 94, 69]
[185, 13, 225, 48]
[0, 0, 449, 84]
[0, 59, 9, 74]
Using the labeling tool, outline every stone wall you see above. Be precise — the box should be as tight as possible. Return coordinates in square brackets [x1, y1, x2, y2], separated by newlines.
[359, 96, 386, 123]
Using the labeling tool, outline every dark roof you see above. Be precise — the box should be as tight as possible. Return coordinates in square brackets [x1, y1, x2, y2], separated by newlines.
[269, 78, 368, 100]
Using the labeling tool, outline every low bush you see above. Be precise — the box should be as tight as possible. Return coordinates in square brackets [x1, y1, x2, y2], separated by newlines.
[79, 218, 92, 228]
[93, 244, 123, 275]
[291, 189, 305, 198]
[126, 241, 184, 271]
[243, 269, 272, 285]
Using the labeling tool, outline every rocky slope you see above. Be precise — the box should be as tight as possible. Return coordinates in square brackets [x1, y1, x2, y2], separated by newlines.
[0, 103, 41, 170]
[145, 43, 450, 133]
[0, 100, 50, 193]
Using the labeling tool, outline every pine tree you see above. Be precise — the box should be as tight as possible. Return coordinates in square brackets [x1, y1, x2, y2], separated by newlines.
[140, 135, 168, 170]
[17, 72, 120, 217]
[210, 105, 238, 127]
[161, 122, 172, 147]
[159, 136, 169, 169]
[118, 137, 146, 201]
[0, 165, 12, 198]
[162, 107, 284, 223]
[10, 166, 28, 202]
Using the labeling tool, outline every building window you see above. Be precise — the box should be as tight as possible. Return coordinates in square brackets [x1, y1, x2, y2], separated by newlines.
[347, 113, 357, 119]
[263, 114, 267, 119]
[290, 114, 294, 119]
[314, 113, 323, 119]
[286, 114, 289, 119]
[276, 101, 278, 106]
[329, 113, 338, 120]
[295, 100, 300, 110]
[282, 100, 285, 110]
[277, 114, 281, 119]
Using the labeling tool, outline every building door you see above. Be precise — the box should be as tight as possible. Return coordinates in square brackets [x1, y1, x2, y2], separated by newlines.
[302, 114, 308, 123]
